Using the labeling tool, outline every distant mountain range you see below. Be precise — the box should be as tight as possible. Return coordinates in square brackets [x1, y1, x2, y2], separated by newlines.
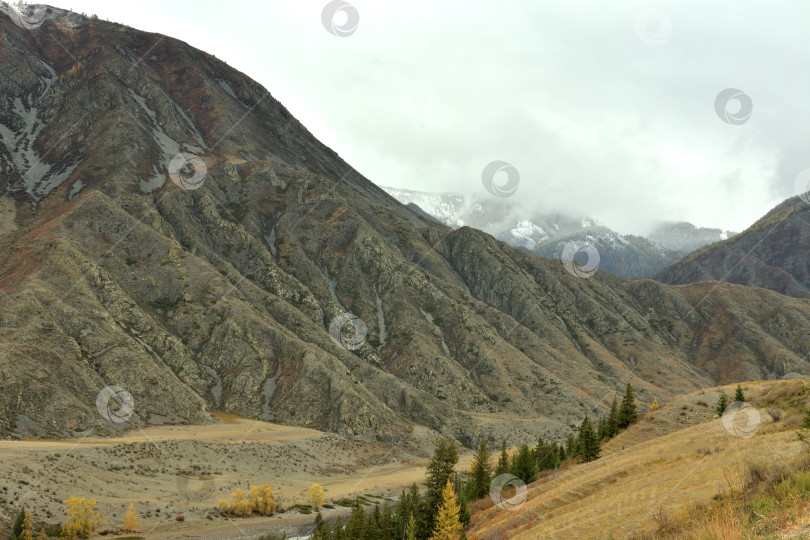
[383, 187, 735, 278]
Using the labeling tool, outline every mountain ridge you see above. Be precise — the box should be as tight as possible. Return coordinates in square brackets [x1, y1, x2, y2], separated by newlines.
[0, 6, 808, 450]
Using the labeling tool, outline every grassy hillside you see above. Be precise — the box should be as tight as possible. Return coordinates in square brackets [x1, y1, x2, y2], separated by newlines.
[468, 379, 810, 539]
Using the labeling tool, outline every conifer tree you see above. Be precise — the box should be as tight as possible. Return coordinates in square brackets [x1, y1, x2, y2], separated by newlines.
[11, 508, 25, 539]
[459, 494, 471, 528]
[597, 415, 607, 440]
[345, 499, 366, 539]
[429, 480, 463, 540]
[312, 511, 330, 540]
[424, 438, 459, 533]
[494, 439, 509, 476]
[19, 511, 34, 540]
[333, 514, 346, 540]
[558, 442, 566, 462]
[366, 504, 383, 540]
[381, 502, 395, 539]
[405, 514, 418, 540]
[536, 440, 560, 471]
[618, 383, 638, 429]
[607, 395, 620, 438]
[400, 483, 425, 539]
[716, 392, 728, 415]
[467, 440, 492, 500]
[577, 415, 601, 462]
[509, 442, 537, 484]
[565, 432, 579, 457]
[734, 384, 745, 403]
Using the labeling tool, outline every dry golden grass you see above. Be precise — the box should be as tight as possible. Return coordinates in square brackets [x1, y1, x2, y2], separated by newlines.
[468, 379, 810, 540]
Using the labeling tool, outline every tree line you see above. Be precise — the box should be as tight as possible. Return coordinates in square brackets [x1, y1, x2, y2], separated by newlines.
[306, 383, 639, 539]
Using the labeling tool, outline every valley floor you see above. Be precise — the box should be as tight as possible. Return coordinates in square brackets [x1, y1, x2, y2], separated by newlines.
[0, 415, 468, 538]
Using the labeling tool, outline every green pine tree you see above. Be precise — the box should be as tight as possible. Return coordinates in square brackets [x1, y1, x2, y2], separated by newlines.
[607, 395, 620, 438]
[333, 514, 345, 540]
[577, 415, 601, 462]
[495, 439, 509, 476]
[716, 392, 729, 415]
[734, 384, 745, 403]
[11, 508, 26, 539]
[380, 502, 395, 540]
[618, 383, 638, 429]
[467, 439, 492, 500]
[565, 432, 579, 457]
[509, 442, 537, 484]
[312, 511, 331, 540]
[597, 415, 607, 440]
[424, 438, 459, 534]
[345, 499, 366, 539]
[366, 504, 382, 540]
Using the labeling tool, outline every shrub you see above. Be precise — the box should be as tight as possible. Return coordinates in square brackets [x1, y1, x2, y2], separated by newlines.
[122, 503, 139, 532]
[62, 497, 105, 539]
[218, 484, 277, 517]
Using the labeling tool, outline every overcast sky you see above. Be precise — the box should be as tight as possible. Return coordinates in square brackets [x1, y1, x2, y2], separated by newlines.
[37, 0, 810, 234]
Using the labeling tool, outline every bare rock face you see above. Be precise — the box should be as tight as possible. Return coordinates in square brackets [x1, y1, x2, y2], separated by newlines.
[1, 7, 810, 443]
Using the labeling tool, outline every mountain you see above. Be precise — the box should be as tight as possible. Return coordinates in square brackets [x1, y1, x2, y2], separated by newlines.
[656, 197, 810, 298]
[1, 6, 810, 448]
[382, 187, 731, 278]
[649, 221, 735, 253]
[532, 226, 682, 279]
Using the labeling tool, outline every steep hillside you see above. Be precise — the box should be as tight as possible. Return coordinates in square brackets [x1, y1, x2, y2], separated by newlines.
[468, 379, 810, 539]
[2, 6, 810, 450]
[656, 197, 810, 298]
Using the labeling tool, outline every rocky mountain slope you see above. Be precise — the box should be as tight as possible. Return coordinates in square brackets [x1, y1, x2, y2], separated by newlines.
[656, 196, 810, 298]
[383, 187, 732, 278]
[0, 6, 809, 446]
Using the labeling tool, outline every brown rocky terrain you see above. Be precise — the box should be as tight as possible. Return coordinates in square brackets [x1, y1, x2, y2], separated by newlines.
[1, 5, 810, 459]
[656, 196, 810, 298]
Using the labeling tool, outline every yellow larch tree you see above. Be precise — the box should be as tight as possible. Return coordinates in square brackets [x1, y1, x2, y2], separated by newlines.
[429, 479, 463, 540]
[19, 510, 34, 540]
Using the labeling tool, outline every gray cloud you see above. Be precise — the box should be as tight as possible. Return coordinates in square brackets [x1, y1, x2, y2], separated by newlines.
[47, 0, 809, 234]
